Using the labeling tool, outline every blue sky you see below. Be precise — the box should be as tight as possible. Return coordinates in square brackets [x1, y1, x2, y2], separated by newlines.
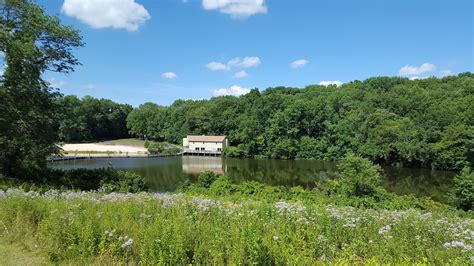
[5, 0, 474, 106]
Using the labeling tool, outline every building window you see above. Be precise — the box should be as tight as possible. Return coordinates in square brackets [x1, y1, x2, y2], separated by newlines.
[195, 147, 199, 151]
[217, 148, 222, 151]
[201, 147, 205, 151]
[202, 142, 205, 144]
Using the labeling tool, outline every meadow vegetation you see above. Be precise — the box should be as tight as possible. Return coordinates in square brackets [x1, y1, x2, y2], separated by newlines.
[1, 155, 473, 264]
[0, 1, 472, 264]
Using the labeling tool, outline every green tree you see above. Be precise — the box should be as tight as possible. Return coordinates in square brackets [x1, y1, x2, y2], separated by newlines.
[0, 0, 83, 178]
[448, 167, 474, 211]
[337, 153, 382, 196]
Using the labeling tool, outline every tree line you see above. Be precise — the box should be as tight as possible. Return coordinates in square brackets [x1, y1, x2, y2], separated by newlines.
[56, 95, 132, 142]
[127, 74, 473, 170]
[1, 0, 472, 181]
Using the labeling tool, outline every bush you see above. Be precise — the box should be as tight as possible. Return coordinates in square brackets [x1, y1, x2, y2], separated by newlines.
[144, 139, 150, 149]
[1, 168, 148, 193]
[224, 146, 244, 157]
[147, 143, 165, 154]
[163, 146, 181, 155]
[100, 170, 148, 193]
[448, 167, 474, 211]
[336, 153, 382, 197]
[197, 171, 219, 188]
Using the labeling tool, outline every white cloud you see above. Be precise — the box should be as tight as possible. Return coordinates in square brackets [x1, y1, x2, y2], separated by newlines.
[61, 0, 151, 31]
[81, 83, 96, 89]
[202, 0, 267, 18]
[290, 59, 309, 69]
[213, 85, 250, 96]
[228, 56, 261, 68]
[398, 63, 437, 76]
[439, 70, 453, 77]
[233, 70, 249, 78]
[319, 80, 343, 87]
[206, 61, 230, 71]
[161, 72, 178, 79]
[409, 76, 430, 80]
[207, 56, 261, 72]
[48, 78, 67, 88]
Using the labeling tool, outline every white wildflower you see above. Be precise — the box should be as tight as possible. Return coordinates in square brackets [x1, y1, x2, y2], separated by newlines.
[121, 238, 133, 248]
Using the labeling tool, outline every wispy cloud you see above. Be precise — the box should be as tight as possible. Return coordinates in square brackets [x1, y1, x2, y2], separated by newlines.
[233, 70, 249, 78]
[206, 61, 230, 71]
[228, 57, 261, 68]
[213, 85, 250, 96]
[290, 59, 309, 69]
[48, 78, 67, 89]
[81, 83, 96, 89]
[202, 0, 267, 18]
[398, 63, 436, 76]
[61, 0, 150, 31]
[206, 56, 261, 71]
[439, 69, 453, 77]
[161, 72, 178, 79]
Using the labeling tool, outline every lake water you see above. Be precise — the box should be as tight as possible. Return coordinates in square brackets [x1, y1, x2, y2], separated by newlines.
[48, 156, 456, 203]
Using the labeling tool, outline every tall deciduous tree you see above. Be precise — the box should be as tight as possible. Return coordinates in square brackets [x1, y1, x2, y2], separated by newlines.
[0, 0, 83, 178]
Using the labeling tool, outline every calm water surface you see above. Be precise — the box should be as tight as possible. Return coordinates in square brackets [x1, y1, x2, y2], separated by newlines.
[49, 156, 456, 203]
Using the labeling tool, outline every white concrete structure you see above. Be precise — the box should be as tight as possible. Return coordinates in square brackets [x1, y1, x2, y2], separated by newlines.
[183, 135, 228, 153]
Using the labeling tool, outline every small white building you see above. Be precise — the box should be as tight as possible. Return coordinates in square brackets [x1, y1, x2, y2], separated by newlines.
[183, 135, 228, 153]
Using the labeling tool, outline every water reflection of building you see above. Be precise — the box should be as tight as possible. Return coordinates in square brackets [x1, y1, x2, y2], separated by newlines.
[182, 156, 226, 175]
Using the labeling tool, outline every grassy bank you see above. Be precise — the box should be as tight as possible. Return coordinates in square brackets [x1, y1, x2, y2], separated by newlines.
[0, 189, 472, 264]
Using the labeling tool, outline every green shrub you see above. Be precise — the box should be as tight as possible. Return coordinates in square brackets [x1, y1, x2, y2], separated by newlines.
[197, 171, 219, 188]
[336, 153, 382, 197]
[448, 167, 473, 211]
[144, 139, 150, 149]
[100, 171, 148, 193]
[163, 146, 181, 155]
[209, 175, 235, 195]
[147, 143, 165, 154]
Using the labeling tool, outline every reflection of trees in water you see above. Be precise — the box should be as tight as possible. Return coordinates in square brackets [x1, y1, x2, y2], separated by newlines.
[380, 167, 455, 202]
[224, 158, 338, 187]
[50, 157, 456, 201]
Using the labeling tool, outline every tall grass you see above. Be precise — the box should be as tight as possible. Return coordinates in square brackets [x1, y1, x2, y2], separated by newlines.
[0, 189, 472, 264]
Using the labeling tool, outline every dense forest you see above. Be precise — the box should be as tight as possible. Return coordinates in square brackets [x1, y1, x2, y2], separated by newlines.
[127, 74, 474, 170]
[56, 95, 132, 142]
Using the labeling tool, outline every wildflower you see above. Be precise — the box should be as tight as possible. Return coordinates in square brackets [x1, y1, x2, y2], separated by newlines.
[415, 235, 421, 240]
[274, 201, 306, 216]
[378, 225, 391, 235]
[273, 236, 279, 241]
[443, 241, 472, 251]
[121, 238, 133, 248]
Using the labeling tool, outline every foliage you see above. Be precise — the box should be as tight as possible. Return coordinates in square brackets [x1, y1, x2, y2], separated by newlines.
[197, 170, 218, 188]
[335, 153, 382, 197]
[0, 189, 471, 264]
[0, 0, 83, 179]
[146, 142, 165, 154]
[448, 167, 474, 211]
[143, 139, 150, 149]
[0, 168, 148, 193]
[125, 74, 474, 170]
[100, 171, 148, 193]
[56, 95, 132, 142]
